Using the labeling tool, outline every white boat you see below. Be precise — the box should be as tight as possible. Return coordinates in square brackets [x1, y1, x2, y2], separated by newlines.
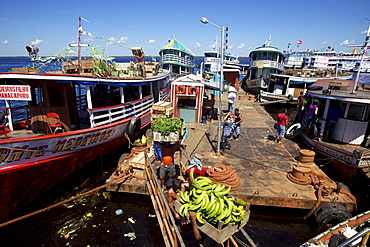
[159, 38, 195, 76]
[0, 17, 171, 222]
[300, 210, 370, 247]
[261, 69, 352, 103]
[242, 37, 285, 95]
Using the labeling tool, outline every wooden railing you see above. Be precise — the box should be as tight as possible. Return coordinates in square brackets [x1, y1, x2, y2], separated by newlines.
[87, 96, 154, 127]
[144, 152, 186, 247]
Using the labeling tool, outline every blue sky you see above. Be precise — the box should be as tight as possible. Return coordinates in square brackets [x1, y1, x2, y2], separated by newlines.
[1, 0, 370, 57]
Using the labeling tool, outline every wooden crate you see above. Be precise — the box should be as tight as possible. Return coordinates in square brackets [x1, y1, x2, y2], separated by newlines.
[174, 200, 250, 244]
[152, 101, 172, 112]
[12, 67, 37, 73]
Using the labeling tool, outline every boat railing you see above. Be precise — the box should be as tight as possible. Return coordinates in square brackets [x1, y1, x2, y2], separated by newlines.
[159, 89, 170, 102]
[250, 60, 285, 71]
[87, 96, 154, 128]
[161, 54, 194, 67]
[338, 227, 370, 247]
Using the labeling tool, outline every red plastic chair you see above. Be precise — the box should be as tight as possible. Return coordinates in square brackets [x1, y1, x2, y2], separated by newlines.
[46, 112, 64, 134]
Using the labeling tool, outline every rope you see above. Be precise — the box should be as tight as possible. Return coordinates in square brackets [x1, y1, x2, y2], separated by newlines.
[0, 174, 132, 228]
[208, 163, 241, 191]
[286, 170, 357, 219]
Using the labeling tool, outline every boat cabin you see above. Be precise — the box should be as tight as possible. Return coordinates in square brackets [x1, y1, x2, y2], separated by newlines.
[307, 79, 370, 145]
[171, 76, 205, 123]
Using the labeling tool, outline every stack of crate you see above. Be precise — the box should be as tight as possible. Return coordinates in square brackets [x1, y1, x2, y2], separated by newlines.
[151, 101, 173, 121]
[144, 62, 160, 76]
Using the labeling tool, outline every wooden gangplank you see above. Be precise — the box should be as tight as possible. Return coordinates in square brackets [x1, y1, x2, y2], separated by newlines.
[144, 152, 186, 247]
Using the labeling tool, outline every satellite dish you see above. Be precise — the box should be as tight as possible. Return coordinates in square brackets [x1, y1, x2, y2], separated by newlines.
[26, 45, 40, 61]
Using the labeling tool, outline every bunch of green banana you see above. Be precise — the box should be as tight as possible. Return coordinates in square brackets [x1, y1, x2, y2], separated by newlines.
[178, 168, 248, 226]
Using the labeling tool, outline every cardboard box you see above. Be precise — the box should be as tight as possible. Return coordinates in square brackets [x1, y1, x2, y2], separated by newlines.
[131, 47, 144, 56]
[153, 131, 179, 142]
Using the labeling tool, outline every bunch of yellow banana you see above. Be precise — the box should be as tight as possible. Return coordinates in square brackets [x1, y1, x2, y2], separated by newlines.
[178, 168, 248, 226]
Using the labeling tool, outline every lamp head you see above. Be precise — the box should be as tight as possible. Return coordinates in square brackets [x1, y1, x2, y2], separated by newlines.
[200, 17, 209, 24]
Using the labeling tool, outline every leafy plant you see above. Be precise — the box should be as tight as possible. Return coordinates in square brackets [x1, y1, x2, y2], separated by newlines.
[151, 117, 181, 135]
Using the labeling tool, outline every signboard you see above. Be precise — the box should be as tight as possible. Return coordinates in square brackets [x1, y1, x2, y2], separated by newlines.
[0, 85, 32, 101]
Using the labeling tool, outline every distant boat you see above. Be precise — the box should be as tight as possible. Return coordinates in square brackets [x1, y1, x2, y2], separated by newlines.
[0, 17, 171, 222]
[159, 38, 195, 76]
[242, 36, 285, 95]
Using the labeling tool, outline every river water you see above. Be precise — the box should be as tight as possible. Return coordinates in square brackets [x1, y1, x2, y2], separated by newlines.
[0, 57, 367, 247]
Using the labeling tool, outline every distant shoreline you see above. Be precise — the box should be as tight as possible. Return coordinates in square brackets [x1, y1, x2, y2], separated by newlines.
[0, 56, 250, 59]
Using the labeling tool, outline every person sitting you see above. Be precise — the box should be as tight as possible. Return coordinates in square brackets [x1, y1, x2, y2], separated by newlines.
[185, 153, 207, 182]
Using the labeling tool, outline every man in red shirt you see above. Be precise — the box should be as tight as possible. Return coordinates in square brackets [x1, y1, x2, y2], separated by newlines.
[275, 108, 288, 143]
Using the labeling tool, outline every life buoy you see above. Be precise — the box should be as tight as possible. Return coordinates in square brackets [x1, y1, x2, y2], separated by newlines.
[175, 85, 185, 94]
[126, 117, 141, 137]
[188, 86, 199, 95]
[313, 203, 351, 228]
[286, 123, 301, 139]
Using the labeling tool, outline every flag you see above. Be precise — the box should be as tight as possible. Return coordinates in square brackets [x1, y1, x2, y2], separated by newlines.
[297, 40, 302, 47]
[287, 43, 291, 48]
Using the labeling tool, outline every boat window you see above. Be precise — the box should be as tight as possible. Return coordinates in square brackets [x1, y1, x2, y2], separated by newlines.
[48, 87, 64, 106]
[347, 104, 364, 121]
[177, 97, 196, 109]
[339, 102, 347, 118]
[30, 87, 44, 106]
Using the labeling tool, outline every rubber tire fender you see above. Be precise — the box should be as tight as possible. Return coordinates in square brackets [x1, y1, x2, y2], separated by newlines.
[126, 116, 141, 137]
[0, 112, 7, 126]
[285, 123, 301, 139]
[314, 203, 352, 228]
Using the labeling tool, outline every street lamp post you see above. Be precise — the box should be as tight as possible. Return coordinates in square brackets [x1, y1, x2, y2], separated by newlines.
[200, 17, 225, 156]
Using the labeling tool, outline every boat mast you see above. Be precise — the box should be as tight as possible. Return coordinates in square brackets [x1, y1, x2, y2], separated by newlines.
[69, 16, 89, 75]
[348, 23, 370, 93]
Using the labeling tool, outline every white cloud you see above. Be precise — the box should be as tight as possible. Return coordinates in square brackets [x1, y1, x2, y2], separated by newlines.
[117, 37, 128, 43]
[237, 43, 245, 49]
[31, 39, 44, 45]
[3, 40, 10, 44]
[107, 37, 116, 45]
[83, 37, 94, 43]
[247, 47, 252, 50]
[340, 39, 355, 46]
[227, 45, 233, 49]
[146, 39, 156, 44]
[320, 41, 327, 45]
[195, 42, 201, 48]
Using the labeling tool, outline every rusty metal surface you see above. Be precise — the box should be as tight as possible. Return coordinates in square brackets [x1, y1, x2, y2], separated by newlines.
[189, 93, 356, 211]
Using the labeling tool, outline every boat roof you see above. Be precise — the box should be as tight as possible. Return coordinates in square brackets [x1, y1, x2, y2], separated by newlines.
[307, 78, 370, 103]
[160, 39, 195, 57]
[250, 45, 283, 55]
[0, 70, 170, 87]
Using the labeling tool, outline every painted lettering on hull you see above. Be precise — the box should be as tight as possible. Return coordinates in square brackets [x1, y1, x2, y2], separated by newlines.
[0, 129, 118, 164]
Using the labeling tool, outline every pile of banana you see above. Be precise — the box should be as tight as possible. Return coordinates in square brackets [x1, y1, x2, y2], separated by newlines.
[178, 168, 248, 226]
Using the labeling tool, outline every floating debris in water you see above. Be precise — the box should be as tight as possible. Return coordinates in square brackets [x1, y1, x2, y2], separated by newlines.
[124, 232, 136, 240]
[148, 214, 156, 217]
[128, 217, 135, 224]
[115, 209, 123, 215]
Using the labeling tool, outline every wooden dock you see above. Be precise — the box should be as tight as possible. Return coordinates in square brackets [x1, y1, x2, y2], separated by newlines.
[187, 92, 356, 212]
[106, 91, 356, 212]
